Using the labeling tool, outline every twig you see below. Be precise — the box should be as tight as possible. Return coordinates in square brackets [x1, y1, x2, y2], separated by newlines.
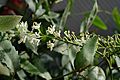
[51, 65, 91, 80]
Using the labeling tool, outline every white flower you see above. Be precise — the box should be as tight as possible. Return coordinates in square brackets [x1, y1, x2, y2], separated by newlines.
[53, 30, 61, 38]
[55, 0, 63, 3]
[46, 25, 55, 34]
[32, 22, 41, 29]
[47, 40, 54, 51]
[74, 39, 82, 46]
[81, 36, 86, 44]
[35, 32, 40, 37]
[17, 22, 28, 33]
[64, 30, 71, 38]
[18, 34, 27, 44]
[30, 38, 40, 46]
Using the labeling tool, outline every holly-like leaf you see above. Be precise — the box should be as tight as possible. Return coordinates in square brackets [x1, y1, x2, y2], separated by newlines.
[74, 36, 98, 69]
[0, 16, 22, 32]
[0, 40, 20, 71]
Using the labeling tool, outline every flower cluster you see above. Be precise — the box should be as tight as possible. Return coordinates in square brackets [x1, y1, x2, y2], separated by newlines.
[7, 22, 91, 52]
[16, 22, 40, 46]
[46, 25, 61, 51]
[46, 25, 91, 51]
[46, 25, 61, 38]
[47, 40, 55, 51]
[63, 31, 90, 46]
[32, 22, 41, 30]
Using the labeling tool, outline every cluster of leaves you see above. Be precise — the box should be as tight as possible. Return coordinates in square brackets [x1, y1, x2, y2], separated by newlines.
[0, 0, 120, 80]
[0, 17, 120, 80]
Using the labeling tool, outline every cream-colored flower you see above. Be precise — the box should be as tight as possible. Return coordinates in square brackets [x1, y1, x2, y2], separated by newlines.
[53, 30, 61, 38]
[30, 38, 40, 46]
[32, 22, 41, 29]
[46, 25, 55, 34]
[47, 40, 54, 51]
[64, 30, 71, 38]
[18, 34, 27, 44]
[17, 21, 28, 33]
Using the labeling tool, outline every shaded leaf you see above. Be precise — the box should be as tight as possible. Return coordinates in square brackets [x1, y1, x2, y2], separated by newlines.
[21, 60, 40, 74]
[32, 57, 52, 80]
[21, 60, 51, 80]
[62, 55, 69, 67]
[68, 45, 80, 66]
[93, 16, 107, 30]
[0, 16, 22, 32]
[86, 66, 106, 80]
[74, 36, 98, 69]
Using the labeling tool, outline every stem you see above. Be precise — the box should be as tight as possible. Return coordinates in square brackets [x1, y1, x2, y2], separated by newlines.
[43, 34, 82, 47]
[105, 57, 113, 80]
[97, 51, 113, 80]
[98, 10, 112, 15]
[51, 65, 90, 80]
[59, 0, 73, 30]
[44, 0, 50, 13]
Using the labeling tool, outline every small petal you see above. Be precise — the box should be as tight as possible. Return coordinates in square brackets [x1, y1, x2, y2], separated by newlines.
[32, 22, 41, 29]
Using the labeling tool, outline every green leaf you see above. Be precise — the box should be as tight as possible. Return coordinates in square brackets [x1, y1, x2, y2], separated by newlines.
[62, 55, 69, 67]
[86, 66, 106, 80]
[25, 39, 38, 55]
[68, 45, 80, 66]
[0, 16, 22, 32]
[93, 16, 107, 30]
[35, 5, 45, 17]
[112, 7, 120, 31]
[17, 70, 26, 80]
[53, 41, 68, 55]
[21, 60, 40, 74]
[21, 60, 52, 80]
[74, 36, 98, 69]
[25, 0, 35, 12]
[0, 63, 10, 76]
[2, 51, 14, 73]
[114, 56, 120, 68]
[32, 57, 52, 80]
[0, 40, 20, 71]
